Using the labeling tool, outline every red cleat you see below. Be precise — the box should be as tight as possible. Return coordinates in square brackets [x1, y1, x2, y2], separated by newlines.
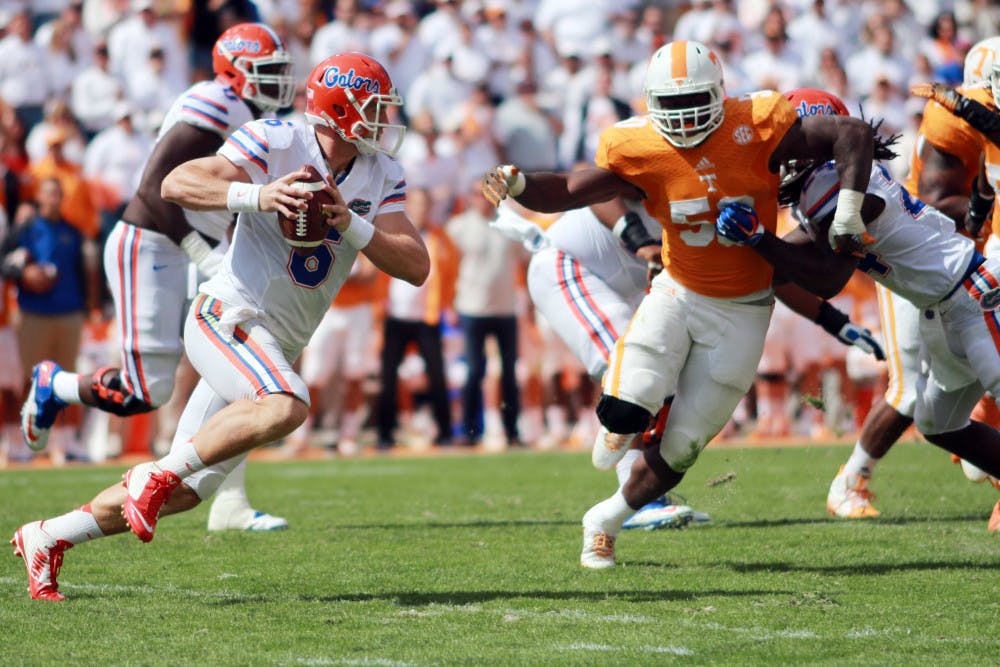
[11, 521, 72, 601]
[122, 463, 181, 543]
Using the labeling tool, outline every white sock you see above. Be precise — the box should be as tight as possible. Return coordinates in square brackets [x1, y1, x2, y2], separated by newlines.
[844, 441, 879, 479]
[210, 458, 251, 511]
[615, 449, 641, 488]
[582, 490, 634, 534]
[52, 370, 82, 404]
[156, 439, 206, 477]
[41, 508, 104, 545]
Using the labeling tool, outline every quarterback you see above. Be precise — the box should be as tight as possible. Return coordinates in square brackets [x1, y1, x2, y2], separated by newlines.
[19, 23, 295, 532]
[11, 53, 429, 600]
[483, 40, 878, 568]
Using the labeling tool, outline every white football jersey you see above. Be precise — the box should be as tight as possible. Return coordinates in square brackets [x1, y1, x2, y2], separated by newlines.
[795, 162, 977, 309]
[158, 80, 255, 241]
[203, 118, 407, 352]
[544, 202, 659, 298]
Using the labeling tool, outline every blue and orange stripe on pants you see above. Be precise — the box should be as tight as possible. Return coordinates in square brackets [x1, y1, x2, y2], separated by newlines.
[963, 263, 1000, 353]
[555, 251, 619, 362]
[116, 224, 151, 402]
[194, 294, 295, 398]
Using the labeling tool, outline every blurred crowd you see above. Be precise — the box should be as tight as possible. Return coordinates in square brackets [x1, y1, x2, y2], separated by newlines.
[0, 0, 999, 465]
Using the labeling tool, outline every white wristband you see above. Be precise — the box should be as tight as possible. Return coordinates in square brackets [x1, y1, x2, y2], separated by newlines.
[611, 216, 628, 239]
[340, 210, 376, 249]
[226, 181, 262, 213]
[499, 165, 526, 197]
[830, 188, 866, 236]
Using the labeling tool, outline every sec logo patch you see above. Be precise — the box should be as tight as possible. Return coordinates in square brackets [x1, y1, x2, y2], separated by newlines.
[732, 125, 754, 145]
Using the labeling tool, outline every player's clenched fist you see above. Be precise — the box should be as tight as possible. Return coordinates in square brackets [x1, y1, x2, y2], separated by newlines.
[715, 202, 763, 246]
[482, 165, 526, 207]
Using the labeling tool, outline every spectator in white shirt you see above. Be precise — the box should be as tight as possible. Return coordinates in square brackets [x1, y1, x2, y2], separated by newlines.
[493, 80, 560, 172]
[0, 10, 52, 129]
[107, 0, 187, 96]
[125, 45, 184, 124]
[308, 0, 372, 68]
[82, 103, 151, 237]
[741, 6, 804, 92]
[416, 0, 463, 55]
[71, 40, 124, 138]
[405, 43, 473, 124]
[34, 1, 91, 73]
[845, 16, 912, 98]
[369, 1, 429, 100]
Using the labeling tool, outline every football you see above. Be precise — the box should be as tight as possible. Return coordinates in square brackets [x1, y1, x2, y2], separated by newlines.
[20, 262, 58, 294]
[278, 164, 335, 255]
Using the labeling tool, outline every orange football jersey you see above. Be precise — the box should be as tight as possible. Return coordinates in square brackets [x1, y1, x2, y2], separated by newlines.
[596, 91, 798, 298]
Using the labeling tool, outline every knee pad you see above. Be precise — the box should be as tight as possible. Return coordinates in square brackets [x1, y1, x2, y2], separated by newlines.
[91, 367, 157, 417]
[596, 394, 651, 434]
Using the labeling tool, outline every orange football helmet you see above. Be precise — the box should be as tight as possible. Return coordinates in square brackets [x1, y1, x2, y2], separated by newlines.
[212, 23, 295, 113]
[305, 53, 406, 157]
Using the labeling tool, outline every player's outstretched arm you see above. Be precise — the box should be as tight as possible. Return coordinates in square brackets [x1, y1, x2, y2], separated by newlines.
[912, 83, 1000, 145]
[162, 157, 312, 219]
[320, 181, 429, 286]
[775, 282, 885, 360]
[482, 165, 642, 212]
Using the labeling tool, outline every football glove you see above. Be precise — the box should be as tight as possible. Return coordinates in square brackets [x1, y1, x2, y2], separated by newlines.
[715, 202, 763, 246]
[816, 301, 885, 360]
[482, 165, 526, 207]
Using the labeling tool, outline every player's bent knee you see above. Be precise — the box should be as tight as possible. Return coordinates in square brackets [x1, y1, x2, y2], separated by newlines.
[265, 393, 309, 435]
[596, 394, 651, 434]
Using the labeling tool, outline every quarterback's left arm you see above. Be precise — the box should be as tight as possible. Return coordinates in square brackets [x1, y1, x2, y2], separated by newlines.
[323, 185, 429, 286]
[771, 116, 875, 253]
[775, 282, 885, 360]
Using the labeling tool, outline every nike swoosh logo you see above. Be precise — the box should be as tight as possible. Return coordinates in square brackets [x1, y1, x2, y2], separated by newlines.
[152, 264, 169, 271]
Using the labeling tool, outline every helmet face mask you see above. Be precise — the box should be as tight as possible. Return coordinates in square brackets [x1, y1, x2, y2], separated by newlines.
[305, 54, 406, 157]
[213, 23, 295, 113]
[644, 41, 726, 148]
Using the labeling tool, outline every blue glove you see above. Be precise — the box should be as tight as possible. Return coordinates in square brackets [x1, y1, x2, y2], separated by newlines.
[716, 202, 763, 246]
[837, 323, 886, 361]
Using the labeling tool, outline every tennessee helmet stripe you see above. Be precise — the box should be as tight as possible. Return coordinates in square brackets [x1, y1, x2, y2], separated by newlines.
[670, 41, 688, 79]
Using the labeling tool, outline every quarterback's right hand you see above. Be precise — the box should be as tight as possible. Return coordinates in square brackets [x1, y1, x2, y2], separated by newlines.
[482, 165, 526, 207]
[910, 82, 962, 112]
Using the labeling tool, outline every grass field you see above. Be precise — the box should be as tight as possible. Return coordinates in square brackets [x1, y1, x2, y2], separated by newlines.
[2, 441, 999, 666]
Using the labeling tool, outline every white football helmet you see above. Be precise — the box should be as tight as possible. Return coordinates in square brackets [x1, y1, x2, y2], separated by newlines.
[644, 40, 726, 148]
[965, 36, 1000, 87]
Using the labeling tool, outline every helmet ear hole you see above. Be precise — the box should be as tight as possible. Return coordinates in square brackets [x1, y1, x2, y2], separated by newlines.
[332, 104, 346, 118]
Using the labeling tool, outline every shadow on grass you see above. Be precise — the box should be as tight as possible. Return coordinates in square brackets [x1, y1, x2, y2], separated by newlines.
[288, 588, 795, 606]
[718, 513, 987, 529]
[721, 559, 1000, 575]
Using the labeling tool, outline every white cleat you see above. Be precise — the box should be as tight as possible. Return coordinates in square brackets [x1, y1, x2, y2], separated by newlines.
[622, 502, 696, 530]
[960, 459, 989, 484]
[580, 527, 616, 569]
[591, 428, 633, 471]
[11, 521, 72, 601]
[207, 508, 289, 532]
[827, 466, 880, 518]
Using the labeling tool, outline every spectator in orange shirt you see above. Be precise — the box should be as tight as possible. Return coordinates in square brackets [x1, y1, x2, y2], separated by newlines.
[28, 129, 99, 239]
